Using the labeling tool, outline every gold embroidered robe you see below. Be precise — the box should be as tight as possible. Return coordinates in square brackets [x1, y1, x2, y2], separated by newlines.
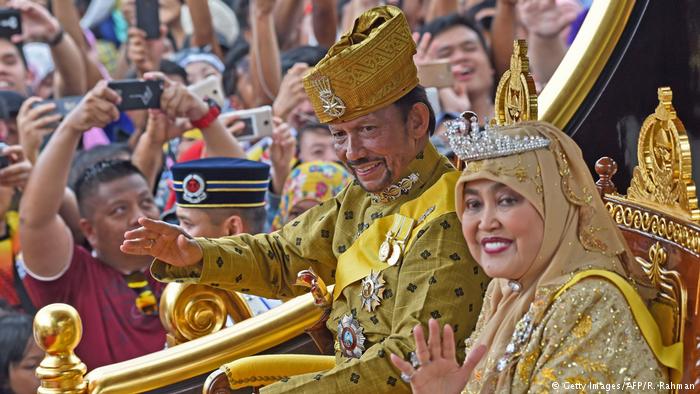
[466, 278, 669, 393]
[153, 143, 489, 393]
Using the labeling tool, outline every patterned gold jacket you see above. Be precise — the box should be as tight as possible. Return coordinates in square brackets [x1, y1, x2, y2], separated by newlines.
[152, 143, 489, 393]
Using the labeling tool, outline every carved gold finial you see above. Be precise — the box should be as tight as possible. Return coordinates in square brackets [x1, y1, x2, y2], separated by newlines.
[494, 39, 537, 126]
[627, 87, 699, 222]
[296, 269, 331, 309]
[33, 304, 87, 393]
[160, 283, 253, 346]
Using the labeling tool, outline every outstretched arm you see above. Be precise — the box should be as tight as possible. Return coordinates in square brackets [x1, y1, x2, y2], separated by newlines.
[10, 0, 87, 96]
[20, 81, 120, 278]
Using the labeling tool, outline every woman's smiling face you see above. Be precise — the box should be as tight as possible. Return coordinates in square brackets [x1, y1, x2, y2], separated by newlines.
[460, 179, 544, 280]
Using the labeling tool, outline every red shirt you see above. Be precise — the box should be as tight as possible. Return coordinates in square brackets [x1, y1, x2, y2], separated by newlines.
[23, 245, 166, 371]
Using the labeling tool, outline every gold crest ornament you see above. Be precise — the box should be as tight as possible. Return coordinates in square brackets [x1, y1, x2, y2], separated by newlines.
[302, 5, 418, 124]
[360, 271, 386, 312]
[310, 75, 346, 118]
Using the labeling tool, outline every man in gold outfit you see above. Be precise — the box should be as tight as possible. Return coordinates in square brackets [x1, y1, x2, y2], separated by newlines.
[122, 6, 488, 393]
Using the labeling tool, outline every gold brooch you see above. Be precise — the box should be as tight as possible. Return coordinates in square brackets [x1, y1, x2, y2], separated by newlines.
[311, 75, 346, 118]
[371, 173, 420, 204]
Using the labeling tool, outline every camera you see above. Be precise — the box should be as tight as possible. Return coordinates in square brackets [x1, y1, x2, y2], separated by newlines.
[0, 142, 10, 169]
[136, 0, 160, 39]
[417, 60, 454, 89]
[30, 95, 83, 129]
[0, 8, 21, 39]
[220, 106, 273, 142]
[187, 75, 225, 108]
[108, 79, 163, 111]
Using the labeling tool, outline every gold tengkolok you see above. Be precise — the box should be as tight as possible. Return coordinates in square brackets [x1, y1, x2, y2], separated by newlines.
[303, 5, 418, 123]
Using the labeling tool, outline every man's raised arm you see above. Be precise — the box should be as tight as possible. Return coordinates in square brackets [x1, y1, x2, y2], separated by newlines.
[19, 81, 120, 278]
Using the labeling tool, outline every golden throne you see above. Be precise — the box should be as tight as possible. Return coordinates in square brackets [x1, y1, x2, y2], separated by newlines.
[594, 87, 699, 388]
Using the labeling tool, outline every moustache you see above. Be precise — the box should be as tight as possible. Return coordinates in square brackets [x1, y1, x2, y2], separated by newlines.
[346, 158, 386, 169]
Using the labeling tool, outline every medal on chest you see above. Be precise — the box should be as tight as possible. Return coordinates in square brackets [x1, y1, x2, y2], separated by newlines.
[337, 314, 366, 358]
[378, 215, 415, 266]
[359, 271, 386, 312]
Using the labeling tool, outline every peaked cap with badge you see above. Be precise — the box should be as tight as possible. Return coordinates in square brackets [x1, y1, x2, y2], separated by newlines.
[171, 157, 270, 208]
[302, 5, 418, 124]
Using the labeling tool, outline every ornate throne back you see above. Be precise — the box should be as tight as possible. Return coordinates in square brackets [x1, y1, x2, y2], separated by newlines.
[595, 87, 699, 387]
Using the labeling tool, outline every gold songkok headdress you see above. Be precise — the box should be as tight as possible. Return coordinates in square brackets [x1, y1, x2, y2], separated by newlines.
[302, 5, 418, 123]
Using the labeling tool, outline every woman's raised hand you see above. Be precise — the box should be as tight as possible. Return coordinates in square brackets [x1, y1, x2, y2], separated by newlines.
[390, 318, 486, 394]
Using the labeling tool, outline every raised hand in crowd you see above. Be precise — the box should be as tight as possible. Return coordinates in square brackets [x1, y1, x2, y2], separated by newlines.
[144, 71, 245, 158]
[517, 0, 580, 87]
[517, 0, 580, 40]
[0, 144, 31, 190]
[121, 217, 203, 267]
[62, 81, 121, 132]
[19, 80, 121, 278]
[272, 63, 309, 121]
[268, 118, 296, 195]
[16, 97, 61, 164]
[8, 0, 87, 95]
[127, 27, 167, 77]
[412, 31, 433, 67]
[8, 0, 60, 44]
[390, 319, 487, 394]
[221, 114, 246, 137]
[120, 0, 137, 26]
[149, 71, 209, 121]
[132, 109, 182, 189]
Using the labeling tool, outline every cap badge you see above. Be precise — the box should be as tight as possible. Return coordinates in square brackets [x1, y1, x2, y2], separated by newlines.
[312, 75, 346, 118]
[182, 173, 207, 204]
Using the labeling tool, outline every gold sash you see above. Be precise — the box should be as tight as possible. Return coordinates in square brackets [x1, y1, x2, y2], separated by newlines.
[554, 269, 683, 379]
[333, 171, 460, 300]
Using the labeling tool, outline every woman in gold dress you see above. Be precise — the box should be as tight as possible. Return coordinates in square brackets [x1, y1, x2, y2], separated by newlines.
[391, 120, 680, 393]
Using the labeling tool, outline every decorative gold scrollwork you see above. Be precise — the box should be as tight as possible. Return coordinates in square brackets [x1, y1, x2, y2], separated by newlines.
[159, 283, 253, 346]
[635, 242, 687, 345]
[493, 40, 538, 126]
[605, 201, 700, 254]
[627, 87, 699, 222]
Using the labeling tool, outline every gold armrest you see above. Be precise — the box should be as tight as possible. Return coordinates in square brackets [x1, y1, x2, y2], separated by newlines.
[219, 354, 336, 389]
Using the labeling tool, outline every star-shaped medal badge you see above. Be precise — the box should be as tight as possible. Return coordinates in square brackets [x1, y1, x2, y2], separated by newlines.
[359, 271, 386, 312]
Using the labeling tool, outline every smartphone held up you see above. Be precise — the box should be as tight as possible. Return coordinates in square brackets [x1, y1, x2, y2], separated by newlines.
[108, 79, 163, 111]
[136, 0, 160, 39]
[221, 106, 273, 142]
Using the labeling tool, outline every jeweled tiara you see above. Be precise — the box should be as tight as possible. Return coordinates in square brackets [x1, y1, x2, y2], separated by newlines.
[445, 112, 550, 161]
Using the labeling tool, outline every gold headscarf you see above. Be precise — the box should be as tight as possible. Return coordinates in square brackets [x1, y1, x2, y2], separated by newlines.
[454, 121, 638, 390]
[302, 5, 418, 123]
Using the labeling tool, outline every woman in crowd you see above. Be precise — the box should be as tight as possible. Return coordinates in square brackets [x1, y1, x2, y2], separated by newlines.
[271, 161, 352, 230]
[0, 312, 42, 394]
[391, 120, 679, 393]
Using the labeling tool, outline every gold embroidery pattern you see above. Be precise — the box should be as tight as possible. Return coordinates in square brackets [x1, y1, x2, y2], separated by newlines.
[370, 173, 420, 203]
[465, 156, 544, 194]
[572, 314, 593, 338]
[516, 348, 540, 382]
